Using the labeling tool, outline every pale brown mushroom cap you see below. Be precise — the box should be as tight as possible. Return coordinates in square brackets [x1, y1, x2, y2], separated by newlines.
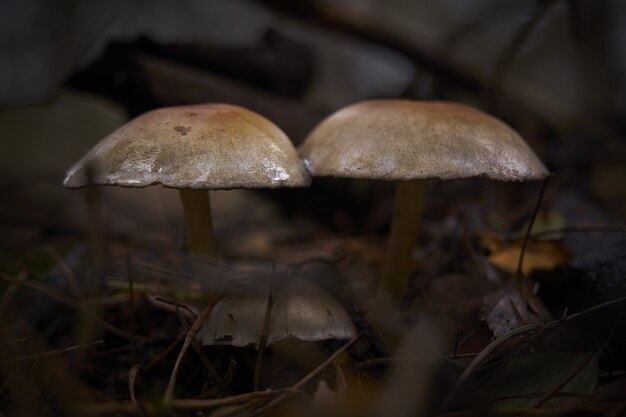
[299, 100, 549, 181]
[64, 104, 310, 189]
[198, 277, 357, 347]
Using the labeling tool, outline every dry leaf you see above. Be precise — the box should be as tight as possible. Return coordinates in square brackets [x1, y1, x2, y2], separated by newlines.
[481, 234, 569, 275]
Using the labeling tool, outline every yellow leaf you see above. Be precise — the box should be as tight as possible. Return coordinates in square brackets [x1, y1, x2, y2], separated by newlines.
[488, 240, 569, 274]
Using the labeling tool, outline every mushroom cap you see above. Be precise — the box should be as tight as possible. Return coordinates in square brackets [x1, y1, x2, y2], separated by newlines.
[299, 100, 549, 182]
[63, 104, 310, 189]
[198, 277, 356, 347]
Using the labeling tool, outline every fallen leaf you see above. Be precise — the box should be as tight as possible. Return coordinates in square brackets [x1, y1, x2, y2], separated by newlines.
[487, 239, 570, 275]
[483, 281, 553, 337]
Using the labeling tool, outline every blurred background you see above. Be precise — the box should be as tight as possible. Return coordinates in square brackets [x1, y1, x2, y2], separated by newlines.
[2, 0, 625, 279]
[1, 0, 626, 416]
[1, 0, 625, 238]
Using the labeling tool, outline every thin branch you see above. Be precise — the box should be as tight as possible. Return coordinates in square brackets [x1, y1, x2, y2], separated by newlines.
[163, 303, 214, 406]
[0, 273, 142, 341]
[529, 224, 626, 239]
[46, 246, 83, 298]
[0, 340, 103, 364]
[143, 332, 186, 373]
[170, 295, 220, 383]
[533, 350, 596, 407]
[516, 178, 549, 279]
[71, 389, 282, 415]
[252, 334, 361, 415]
[488, 0, 563, 95]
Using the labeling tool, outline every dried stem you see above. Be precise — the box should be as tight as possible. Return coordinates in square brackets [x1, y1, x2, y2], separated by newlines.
[0, 340, 103, 364]
[163, 303, 214, 406]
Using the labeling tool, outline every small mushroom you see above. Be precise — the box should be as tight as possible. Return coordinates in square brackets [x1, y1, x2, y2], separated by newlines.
[198, 276, 356, 347]
[63, 103, 310, 263]
[299, 100, 550, 299]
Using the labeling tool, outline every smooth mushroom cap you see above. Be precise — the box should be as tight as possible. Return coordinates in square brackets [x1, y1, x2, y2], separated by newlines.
[198, 277, 356, 347]
[64, 104, 310, 189]
[299, 100, 549, 182]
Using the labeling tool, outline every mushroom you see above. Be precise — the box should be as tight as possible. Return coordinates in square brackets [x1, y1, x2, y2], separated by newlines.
[63, 103, 310, 265]
[299, 100, 550, 299]
[198, 275, 356, 347]
[64, 103, 356, 349]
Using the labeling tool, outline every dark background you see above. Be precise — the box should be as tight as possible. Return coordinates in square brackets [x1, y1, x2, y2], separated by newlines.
[1, 1, 626, 415]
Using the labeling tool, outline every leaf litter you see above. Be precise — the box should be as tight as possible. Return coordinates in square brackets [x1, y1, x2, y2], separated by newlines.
[1, 167, 626, 417]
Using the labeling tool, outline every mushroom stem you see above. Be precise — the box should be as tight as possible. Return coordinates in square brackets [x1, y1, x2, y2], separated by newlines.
[381, 179, 426, 299]
[179, 189, 219, 260]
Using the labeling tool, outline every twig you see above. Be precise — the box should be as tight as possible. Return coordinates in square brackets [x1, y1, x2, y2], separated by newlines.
[516, 178, 549, 278]
[143, 332, 186, 373]
[0, 273, 140, 340]
[480, 298, 626, 386]
[170, 294, 220, 383]
[0, 272, 25, 313]
[529, 224, 626, 239]
[487, 0, 563, 97]
[439, 404, 614, 417]
[154, 296, 198, 320]
[131, 256, 195, 280]
[170, 389, 282, 410]
[489, 391, 594, 404]
[105, 278, 203, 299]
[533, 351, 597, 408]
[252, 334, 361, 416]
[196, 359, 237, 399]
[0, 338, 26, 348]
[163, 303, 214, 406]
[441, 324, 542, 410]
[444, 296, 626, 411]
[0, 340, 103, 364]
[46, 246, 83, 298]
[562, 296, 626, 323]
[71, 389, 281, 415]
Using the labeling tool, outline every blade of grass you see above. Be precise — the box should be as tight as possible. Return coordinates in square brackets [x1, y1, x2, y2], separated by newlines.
[169, 292, 220, 383]
[163, 303, 214, 406]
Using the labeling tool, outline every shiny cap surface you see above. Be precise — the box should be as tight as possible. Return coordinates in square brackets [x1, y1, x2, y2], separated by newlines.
[198, 277, 356, 347]
[64, 104, 310, 189]
[299, 100, 549, 182]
